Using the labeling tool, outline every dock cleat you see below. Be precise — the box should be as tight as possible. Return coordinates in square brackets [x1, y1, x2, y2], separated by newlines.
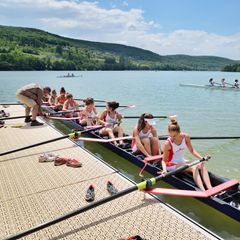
[107, 181, 118, 195]
[85, 185, 95, 202]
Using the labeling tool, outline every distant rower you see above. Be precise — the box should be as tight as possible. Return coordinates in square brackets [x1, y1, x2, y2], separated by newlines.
[221, 78, 226, 87]
[209, 78, 215, 86]
[233, 79, 239, 88]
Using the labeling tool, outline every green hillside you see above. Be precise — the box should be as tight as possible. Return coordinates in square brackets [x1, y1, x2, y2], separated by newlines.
[0, 25, 237, 71]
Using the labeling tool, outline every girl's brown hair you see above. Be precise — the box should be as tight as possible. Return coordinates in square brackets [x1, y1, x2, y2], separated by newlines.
[168, 118, 180, 133]
[52, 89, 57, 95]
[137, 113, 153, 132]
[107, 101, 119, 111]
[60, 87, 66, 94]
[66, 93, 73, 99]
[83, 97, 94, 105]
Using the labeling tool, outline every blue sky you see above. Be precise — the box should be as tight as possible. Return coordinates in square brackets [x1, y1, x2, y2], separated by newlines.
[0, 0, 240, 59]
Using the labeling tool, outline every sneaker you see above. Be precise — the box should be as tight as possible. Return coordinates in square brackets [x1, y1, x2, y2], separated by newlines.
[39, 153, 58, 162]
[107, 181, 118, 195]
[85, 185, 95, 202]
[54, 157, 67, 166]
[24, 116, 32, 123]
[31, 120, 43, 126]
[66, 159, 82, 168]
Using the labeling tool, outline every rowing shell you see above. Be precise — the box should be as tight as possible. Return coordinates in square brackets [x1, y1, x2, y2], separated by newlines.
[180, 83, 240, 91]
[46, 109, 240, 222]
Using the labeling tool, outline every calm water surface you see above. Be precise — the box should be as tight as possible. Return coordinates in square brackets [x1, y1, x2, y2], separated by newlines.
[0, 71, 240, 239]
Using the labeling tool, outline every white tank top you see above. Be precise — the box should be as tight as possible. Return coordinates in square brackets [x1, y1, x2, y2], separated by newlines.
[86, 109, 95, 118]
[105, 112, 117, 128]
[139, 129, 153, 139]
[168, 135, 186, 165]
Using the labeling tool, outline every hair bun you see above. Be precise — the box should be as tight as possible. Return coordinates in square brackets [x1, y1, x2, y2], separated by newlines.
[168, 115, 178, 124]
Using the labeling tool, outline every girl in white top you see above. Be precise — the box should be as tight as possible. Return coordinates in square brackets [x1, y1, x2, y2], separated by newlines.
[80, 97, 98, 126]
[162, 116, 212, 191]
[99, 101, 124, 145]
[132, 113, 161, 157]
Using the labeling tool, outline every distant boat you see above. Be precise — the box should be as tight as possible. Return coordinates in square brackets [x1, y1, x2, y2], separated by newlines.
[56, 74, 82, 78]
[180, 83, 240, 91]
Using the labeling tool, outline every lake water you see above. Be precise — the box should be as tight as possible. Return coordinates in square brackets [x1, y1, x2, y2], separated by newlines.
[0, 71, 240, 239]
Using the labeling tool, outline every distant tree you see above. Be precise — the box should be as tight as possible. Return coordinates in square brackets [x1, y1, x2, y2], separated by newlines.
[104, 57, 116, 64]
[55, 45, 63, 55]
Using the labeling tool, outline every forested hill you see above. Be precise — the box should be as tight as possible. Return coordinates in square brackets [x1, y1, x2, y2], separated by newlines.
[0, 25, 237, 71]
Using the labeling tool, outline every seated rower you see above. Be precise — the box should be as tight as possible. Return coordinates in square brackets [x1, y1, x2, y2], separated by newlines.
[233, 79, 239, 88]
[161, 116, 212, 191]
[56, 87, 67, 107]
[132, 113, 161, 157]
[99, 101, 124, 145]
[48, 89, 63, 111]
[80, 97, 98, 126]
[221, 78, 226, 87]
[62, 93, 80, 118]
[209, 78, 215, 86]
[48, 89, 57, 105]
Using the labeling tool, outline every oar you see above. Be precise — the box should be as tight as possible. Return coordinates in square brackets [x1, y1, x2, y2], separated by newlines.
[49, 110, 82, 115]
[118, 104, 136, 112]
[158, 136, 240, 140]
[46, 116, 82, 121]
[75, 98, 106, 103]
[0, 126, 104, 157]
[122, 115, 167, 119]
[0, 115, 32, 121]
[225, 82, 234, 87]
[78, 104, 134, 108]
[74, 136, 133, 143]
[0, 102, 23, 106]
[4, 157, 209, 240]
[213, 82, 222, 86]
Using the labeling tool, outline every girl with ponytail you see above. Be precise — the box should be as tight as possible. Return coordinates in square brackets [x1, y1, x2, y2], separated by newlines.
[132, 113, 161, 157]
[99, 101, 124, 145]
[162, 116, 212, 191]
[80, 97, 98, 126]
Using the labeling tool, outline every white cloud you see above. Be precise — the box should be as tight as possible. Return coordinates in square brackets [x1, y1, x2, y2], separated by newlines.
[0, 0, 240, 59]
[122, 1, 128, 7]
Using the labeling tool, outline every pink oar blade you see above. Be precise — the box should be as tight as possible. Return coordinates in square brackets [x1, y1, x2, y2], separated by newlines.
[143, 179, 239, 198]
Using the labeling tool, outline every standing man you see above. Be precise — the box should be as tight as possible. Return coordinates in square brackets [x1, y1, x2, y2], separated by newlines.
[16, 83, 51, 126]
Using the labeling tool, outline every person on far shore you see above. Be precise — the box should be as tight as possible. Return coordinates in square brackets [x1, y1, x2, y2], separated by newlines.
[209, 78, 215, 86]
[62, 93, 80, 118]
[16, 83, 51, 126]
[233, 79, 239, 88]
[221, 78, 226, 87]
[80, 97, 98, 126]
[161, 116, 212, 191]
